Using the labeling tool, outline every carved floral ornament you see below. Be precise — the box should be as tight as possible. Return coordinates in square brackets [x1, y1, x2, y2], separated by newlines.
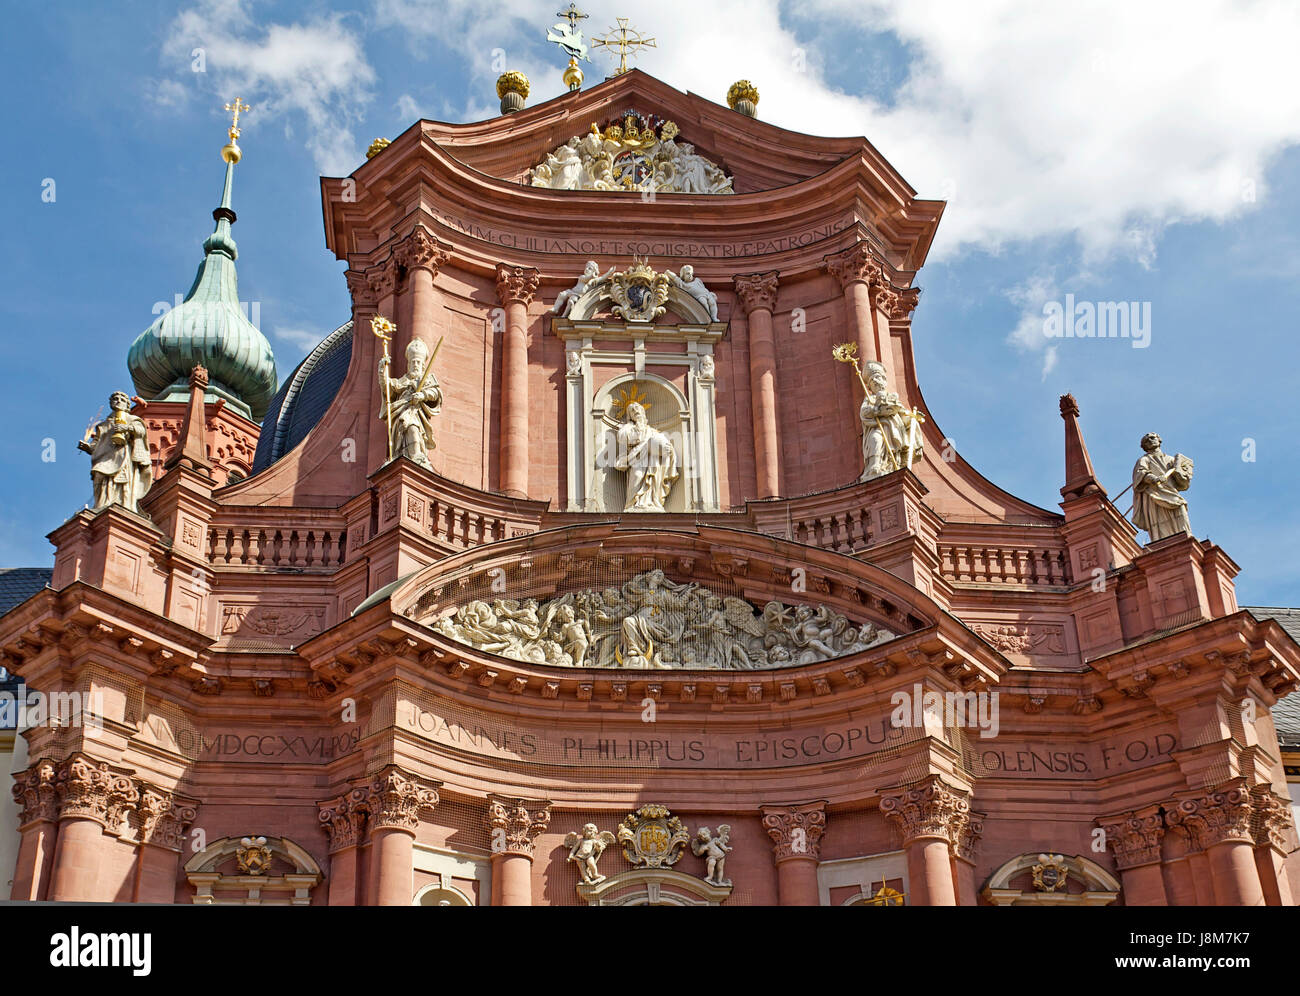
[12, 755, 197, 849]
[426, 569, 896, 671]
[531, 111, 734, 194]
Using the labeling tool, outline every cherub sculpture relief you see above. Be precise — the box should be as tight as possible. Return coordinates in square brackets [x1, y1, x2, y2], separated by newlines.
[564, 823, 617, 884]
[692, 825, 732, 886]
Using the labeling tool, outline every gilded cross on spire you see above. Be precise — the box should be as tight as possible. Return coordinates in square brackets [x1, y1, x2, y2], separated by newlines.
[222, 97, 250, 164]
[224, 97, 250, 141]
[591, 17, 656, 75]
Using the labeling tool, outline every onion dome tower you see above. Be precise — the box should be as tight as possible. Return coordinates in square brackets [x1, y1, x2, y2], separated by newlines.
[127, 98, 277, 422]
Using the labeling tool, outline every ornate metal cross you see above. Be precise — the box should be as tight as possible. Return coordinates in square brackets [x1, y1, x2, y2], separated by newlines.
[591, 17, 656, 75]
[224, 97, 250, 140]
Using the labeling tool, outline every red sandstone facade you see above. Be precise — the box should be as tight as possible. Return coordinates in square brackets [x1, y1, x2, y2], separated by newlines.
[4, 71, 1298, 906]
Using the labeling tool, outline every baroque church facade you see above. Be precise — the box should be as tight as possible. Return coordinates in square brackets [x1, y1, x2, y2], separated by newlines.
[2, 67, 1298, 906]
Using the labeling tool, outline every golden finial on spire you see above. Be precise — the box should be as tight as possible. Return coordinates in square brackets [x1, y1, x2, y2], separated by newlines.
[591, 17, 656, 76]
[222, 97, 250, 164]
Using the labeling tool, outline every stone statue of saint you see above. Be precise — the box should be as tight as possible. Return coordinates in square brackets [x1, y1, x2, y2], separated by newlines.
[859, 361, 923, 481]
[614, 401, 678, 512]
[1131, 432, 1193, 541]
[552, 260, 614, 317]
[78, 391, 153, 515]
[669, 264, 719, 321]
[378, 338, 441, 470]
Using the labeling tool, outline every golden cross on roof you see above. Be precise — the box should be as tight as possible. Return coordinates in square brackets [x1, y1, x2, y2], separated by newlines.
[224, 97, 250, 140]
[591, 17, 656, 75]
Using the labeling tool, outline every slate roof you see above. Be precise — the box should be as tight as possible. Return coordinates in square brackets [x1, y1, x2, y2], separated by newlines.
[250, 321, 352, 474]
[0, 568, 52, 617]
[1246, 607, 1300, 748]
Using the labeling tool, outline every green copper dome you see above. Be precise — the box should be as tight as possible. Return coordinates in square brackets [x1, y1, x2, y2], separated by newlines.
[127, 160, 277, 421]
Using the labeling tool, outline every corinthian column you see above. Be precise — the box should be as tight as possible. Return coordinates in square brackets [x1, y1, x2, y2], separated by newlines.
[734, 271, 782, 498]
[1167, 780, 1264, 906]
[487, 797, 551, 906]
[825, 243, 884, 364]
[10, 759, 59, 900]
[48, 755, 138, 902]
[1250, 785, 1297, 906]
[317, 786, 372, 906]
[879, 775, 968, 906]
[363, 766, 440, 906]
[133, 787, 198, 903]
[760, 801, 827, 906]
[495, 264, 541, 497]
[394, 227, 450, 361]
[1097, 807, 1168, 905]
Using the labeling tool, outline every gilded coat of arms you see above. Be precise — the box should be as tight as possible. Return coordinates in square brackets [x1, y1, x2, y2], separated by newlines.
[617, 803, 690, 868]
[609, 257, 671, 322]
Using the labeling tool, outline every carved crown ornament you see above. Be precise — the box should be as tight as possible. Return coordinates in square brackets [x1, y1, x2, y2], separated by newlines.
[530, 110, 734, 195]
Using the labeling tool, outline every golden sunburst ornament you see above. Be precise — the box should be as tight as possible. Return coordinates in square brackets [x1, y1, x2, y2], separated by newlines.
[610, 382, 651, 419]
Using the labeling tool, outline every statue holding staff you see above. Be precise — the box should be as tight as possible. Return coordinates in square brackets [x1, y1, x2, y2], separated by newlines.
[833, 342, 924, 481]
[374, 315, 443, 470]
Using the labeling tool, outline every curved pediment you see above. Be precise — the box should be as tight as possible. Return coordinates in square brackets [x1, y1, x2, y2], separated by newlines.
[382, 523, 982, 679]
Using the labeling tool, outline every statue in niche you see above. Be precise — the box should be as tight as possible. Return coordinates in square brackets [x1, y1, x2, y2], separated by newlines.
[564, 823, 617, 885]
[78, 390, 153, 515]
[1131, 432, 1193, 541]
[378, 338, 442, 470]
[858, 360, 924, 481]
[668, 264, 719, 321]
[614, 401, 679, 512]
[692, 825, 732, 887]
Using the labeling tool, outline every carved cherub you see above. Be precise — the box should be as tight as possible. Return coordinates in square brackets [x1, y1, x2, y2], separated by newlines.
[564, 823, 617, 884]
[692, 825, 732, 886]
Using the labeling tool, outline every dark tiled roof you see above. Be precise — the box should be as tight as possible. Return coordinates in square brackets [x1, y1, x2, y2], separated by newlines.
[1246, 607, 1300, 748]
[0, 568, 52, 617]
[250, 321, 353, 474]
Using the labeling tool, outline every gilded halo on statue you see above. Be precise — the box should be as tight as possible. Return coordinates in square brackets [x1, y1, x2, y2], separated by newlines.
[427, 569, 895, 670]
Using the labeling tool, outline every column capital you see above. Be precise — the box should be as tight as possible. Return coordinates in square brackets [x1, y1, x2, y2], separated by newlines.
[878, 774, 971, 845]
[365, 765, 440, 835]
[54, 753, 139, 834]
[345, 268, 379, 310]
[951, 808, 986, 864]
[760, 800, 827, 862]
[394, 226, 450, 276]
[495, 263, 541, 306]
[733, 271, 779, 314]
[317, 786, 372, 853]
[137, 786, 199, 852]
[1096, 806, 1166, 870]
[873, 282, 921, 320]
[1249, 785, 1297, 855]
[11, 758, 59, 827]
[824, 242, 883, 289]
[487, 796, 552, 857]
[1166, 778, 1255, 851]
[366, 257, 399, 301]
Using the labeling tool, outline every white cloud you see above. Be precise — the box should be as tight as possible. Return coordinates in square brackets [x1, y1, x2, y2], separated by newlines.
[375, 0, 1300, 266]
[1006, 271, 1060, 379]
[273, 326, 324, 353]
[161, 0, 376, 174]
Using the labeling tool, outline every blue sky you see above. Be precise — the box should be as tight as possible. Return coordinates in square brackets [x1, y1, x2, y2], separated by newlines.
[1, 0, 1298, 605]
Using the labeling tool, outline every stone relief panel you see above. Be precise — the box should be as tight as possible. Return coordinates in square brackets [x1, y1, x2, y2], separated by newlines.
[427, 569, 895, 670]
[530, 112, 734, 195]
